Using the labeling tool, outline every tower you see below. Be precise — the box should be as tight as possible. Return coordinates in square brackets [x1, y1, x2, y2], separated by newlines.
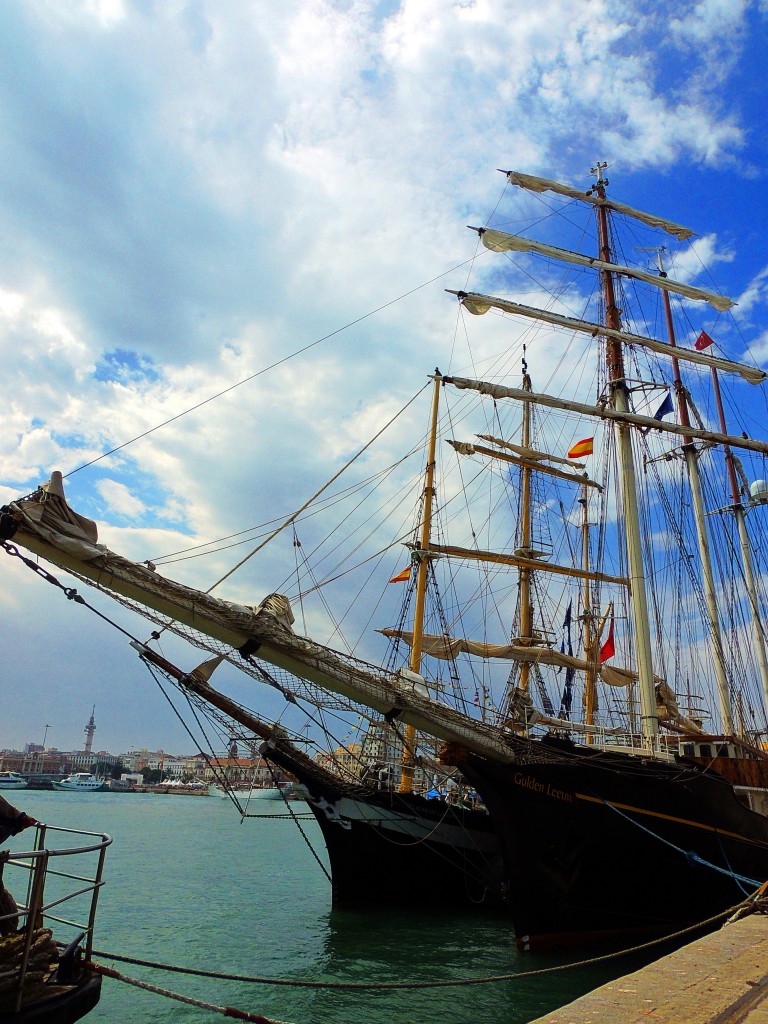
[84, 706, 96, 754]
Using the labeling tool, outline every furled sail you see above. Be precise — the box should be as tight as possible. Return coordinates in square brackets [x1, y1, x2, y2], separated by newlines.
[472, 227, 734, 312]
[381, 628, 644, 687]
[448, 290, 766, 385]
[1, 475, 516, 764]
[501, 170, 695, 241]
[448, 438, 601, 490]
[444, 376, 768, 457]
[656, 681, 703, 734]
[379, 628, 587, 669]
[476, 434, 586, 469]
[425, 541, 628, 587]
[504, 686, 623, 736]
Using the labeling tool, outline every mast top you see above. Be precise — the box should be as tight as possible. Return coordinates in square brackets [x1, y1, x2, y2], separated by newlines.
[637, 245, 668, 276]
[499, 168, 696, 241]
[590, 160, 609, 193]
[521, 345, 531, 391]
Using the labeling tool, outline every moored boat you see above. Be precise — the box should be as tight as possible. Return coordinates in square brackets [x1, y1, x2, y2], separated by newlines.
[138, 647, 506, 910]
[208, 784, 283, 799]
[0, 774, 27, 791]
[0, 819, 110, 1023]
[51, 774, 105, 793]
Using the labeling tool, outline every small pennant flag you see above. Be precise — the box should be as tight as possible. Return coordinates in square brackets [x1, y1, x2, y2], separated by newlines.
[599, 617, 615, 663]
[694, 331, 714, 351]
[640, 390, 675, 435]
[567, 436, 594, 459]
[651, 391, 674, 422]
[388, 566, 411, 584]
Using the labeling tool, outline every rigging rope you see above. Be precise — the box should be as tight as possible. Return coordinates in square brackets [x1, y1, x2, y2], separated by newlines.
[598, 795, 765, 887]
[65, 257, 485, 482]
[203, 382, 430, 596]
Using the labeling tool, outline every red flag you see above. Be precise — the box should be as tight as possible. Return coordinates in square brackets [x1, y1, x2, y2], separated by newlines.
[567, 437, 594, 459]
[389, 566, 411, 583]
[694, 331, 714, 351]
[599, 618, 615, 663]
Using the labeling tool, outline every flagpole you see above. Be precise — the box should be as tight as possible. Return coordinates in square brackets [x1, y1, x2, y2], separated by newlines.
[657, 251, 734, 733]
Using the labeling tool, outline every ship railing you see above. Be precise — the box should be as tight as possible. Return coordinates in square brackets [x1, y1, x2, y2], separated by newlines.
[585, 730, 677, 758]
[0, 822, 111, 1013]
[528, 717, 674, 758]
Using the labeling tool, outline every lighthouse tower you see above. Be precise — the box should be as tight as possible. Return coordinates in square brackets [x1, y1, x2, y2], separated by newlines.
[84, 706, 96, 755]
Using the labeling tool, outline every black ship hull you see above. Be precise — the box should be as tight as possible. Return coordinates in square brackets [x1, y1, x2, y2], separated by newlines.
[262, 740, 506, 911]
[455, 734, 768, 950]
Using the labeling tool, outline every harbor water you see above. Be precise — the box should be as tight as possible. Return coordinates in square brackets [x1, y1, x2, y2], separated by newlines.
[8, 790, 642, 1024]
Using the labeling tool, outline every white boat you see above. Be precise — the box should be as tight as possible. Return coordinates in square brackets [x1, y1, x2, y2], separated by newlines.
[52, 773, 105, 792]
[0, 772, 27, 790]
[208, 784, 283, 800]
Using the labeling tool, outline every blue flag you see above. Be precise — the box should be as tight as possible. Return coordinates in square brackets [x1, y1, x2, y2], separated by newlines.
[559, 601, 575, 718]
[652, 391, 674, 421]
[641, 390, 674, 435]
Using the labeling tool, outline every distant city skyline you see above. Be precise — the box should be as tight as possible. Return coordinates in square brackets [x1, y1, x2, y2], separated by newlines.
[1, 691, 291, 760]
[1, 736, 203, 759]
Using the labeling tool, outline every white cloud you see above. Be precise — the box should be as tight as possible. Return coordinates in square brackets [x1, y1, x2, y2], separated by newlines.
[95, 478, 148, 519]
[745, 327, 768, 364]
[734, 266, 768, 321]
[669, 0, 750, 44]
[668, 233, 735, 284]
[1, 0, 766, 749]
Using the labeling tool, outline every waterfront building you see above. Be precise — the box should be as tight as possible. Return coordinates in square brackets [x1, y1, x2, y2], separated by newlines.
[202, 755, 287, 788]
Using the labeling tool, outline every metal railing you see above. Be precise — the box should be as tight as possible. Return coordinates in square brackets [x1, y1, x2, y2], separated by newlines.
[0, 823, 111, 1013]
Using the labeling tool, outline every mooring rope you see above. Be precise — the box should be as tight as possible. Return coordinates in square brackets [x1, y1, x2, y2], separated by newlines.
[88, 962, 289, 1023]
[89, 888, 768, 995]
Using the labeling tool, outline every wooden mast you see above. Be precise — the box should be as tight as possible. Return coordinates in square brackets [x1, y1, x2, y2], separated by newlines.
[593, 161, 659, 747]
[518, 356, 534, 694]
[657, 250, 734, 734]
[710, 366, 768, 717]
[399, 370, 442, 794]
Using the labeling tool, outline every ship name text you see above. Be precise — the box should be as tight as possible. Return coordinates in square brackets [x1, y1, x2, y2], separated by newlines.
[513, 773, 574, 803]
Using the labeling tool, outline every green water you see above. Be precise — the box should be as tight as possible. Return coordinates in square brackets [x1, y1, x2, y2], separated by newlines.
[7, 791, 631, 1024]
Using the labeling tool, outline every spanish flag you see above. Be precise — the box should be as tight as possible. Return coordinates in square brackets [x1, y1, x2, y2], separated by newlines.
[567, 436, 594, 459]
[389, 566, 411, 584]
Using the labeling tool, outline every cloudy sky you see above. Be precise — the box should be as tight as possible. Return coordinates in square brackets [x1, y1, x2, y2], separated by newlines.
[2, 0, 768, 758]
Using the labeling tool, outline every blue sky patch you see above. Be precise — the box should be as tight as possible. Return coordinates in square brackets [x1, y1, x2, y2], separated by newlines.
[93, 349, 162, 385]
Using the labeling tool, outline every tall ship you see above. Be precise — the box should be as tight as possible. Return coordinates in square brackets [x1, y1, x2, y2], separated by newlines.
[2, 164, 768, 948]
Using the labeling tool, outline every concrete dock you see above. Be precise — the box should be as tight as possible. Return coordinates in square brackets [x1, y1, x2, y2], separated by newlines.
[529, 912, 768, 1024]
